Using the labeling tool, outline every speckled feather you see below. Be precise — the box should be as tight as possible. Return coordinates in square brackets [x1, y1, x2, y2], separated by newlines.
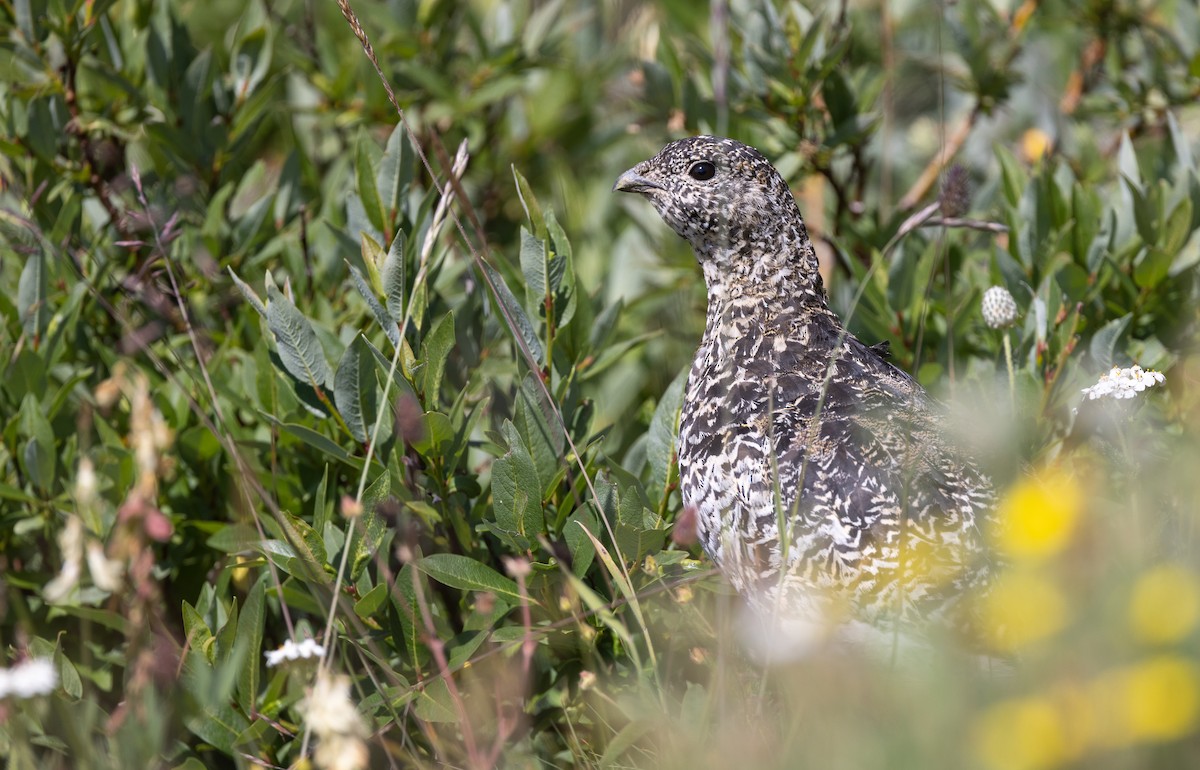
[615, 136, 996, 633]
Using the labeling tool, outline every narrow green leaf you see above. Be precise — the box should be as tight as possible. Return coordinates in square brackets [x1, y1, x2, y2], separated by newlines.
[335, 335, 377, 443]
[356, 132, 386, 235]
[265, 284, 333, 391]
[647, 370, 686, 504]
[17, 251, 49, 339]
[376, 122, 411, 223]
[347, 262, 401, 349]
[995, 146, 1026, 209]
[227, 267, 267, 317]
[416, 553, 524, 603]
[420, 311, 455, 406]
[1117, 132, 1142, 190]
[235, 574, 266, 716]
[1162, 197, 1193, 256]
[384, 230, 407, 323]
[19, 395, 55, 493]
[483, 263, 544, 366]
[519, 228, 547, 307]
[512, 165, 545, 238]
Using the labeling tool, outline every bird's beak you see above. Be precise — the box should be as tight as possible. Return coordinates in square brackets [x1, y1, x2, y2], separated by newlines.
[612, 167, 663, 194]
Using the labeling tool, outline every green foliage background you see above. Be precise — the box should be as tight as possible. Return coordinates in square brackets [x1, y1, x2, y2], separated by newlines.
[2, 0, 1200, 768]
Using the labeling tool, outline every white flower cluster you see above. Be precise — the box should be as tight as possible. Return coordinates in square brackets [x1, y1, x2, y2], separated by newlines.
[265, 638, 326, 667]
[1081, 365, 1166, 401]
[0, 658, 58, 699]
[304, 671, 369, 770]
[982, 286, 1018, 329]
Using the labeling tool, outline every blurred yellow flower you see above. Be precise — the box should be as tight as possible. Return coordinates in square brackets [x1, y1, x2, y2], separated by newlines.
[1129, 565, 1200, 644]
[972, 695, 1069, 770]
[1121, 656, 1200, 743]
[981, 569, 1069, 652]
[993, 469, 1082, 560]
[1021, 128, 1051, 162]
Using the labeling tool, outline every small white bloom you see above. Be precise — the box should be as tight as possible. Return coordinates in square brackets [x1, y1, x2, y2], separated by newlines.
[44, 516, 85, 603]
[75, 457, 98, 507]
[264, 637, 326, 667]
[982, 286, 1018, 329]
[0, 658, 58, 699]
[1081, 365, 1166, 401]
[86, 542, 125, 592]
[304, 671, 369, 770]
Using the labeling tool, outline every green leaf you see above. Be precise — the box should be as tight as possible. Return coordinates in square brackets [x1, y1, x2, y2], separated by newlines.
[519, 228, 547, 307]
[491, 420, 544, 549]
[335, 334, 378, 444]
[349, 472, 390, 580]
[356, 131, 386, 235]
[416, 553, 524, 603]
[563, 507, 598, 577]
[265, 284, 333, 392]
[482, 263, 544, 366]
[18, 394, 55, 493]
[515, 375, 562, 494]
[647, 370, 685, 504]
[1089, 314, 1131, 371]
[17, 250, 49, 339]
[182, 601, 215, 663]
[384, 230, 407, 323]
[1117, 132, 1142, 191]
[376, 122, 412, 224]
[355, 583, 389, 619]
[995, 146, 1026, 209]
[348, 260, 401, 349]
[512, 165, 545, 238]
[420, 311, 455, 406]
[1162, 197, 1194, 256]
[1134, 247, 1175, 289]
[412, 677, 459, 722]
[235, 573, 266, 716]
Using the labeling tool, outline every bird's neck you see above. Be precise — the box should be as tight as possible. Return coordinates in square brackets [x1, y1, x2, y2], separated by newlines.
[696, 211, 828, 326]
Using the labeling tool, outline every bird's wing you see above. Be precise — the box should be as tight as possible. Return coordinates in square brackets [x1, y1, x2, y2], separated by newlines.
[758, 322, 995, 618]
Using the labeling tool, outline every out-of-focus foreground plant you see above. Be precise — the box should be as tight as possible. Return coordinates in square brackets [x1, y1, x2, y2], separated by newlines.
[2, 0, 1199, 768]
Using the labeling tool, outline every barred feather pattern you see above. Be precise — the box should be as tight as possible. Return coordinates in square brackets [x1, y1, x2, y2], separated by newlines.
[615, 136, 996, 634]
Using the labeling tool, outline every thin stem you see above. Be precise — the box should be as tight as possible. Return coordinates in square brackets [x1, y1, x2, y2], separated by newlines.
[1003, 332, 1016, 413]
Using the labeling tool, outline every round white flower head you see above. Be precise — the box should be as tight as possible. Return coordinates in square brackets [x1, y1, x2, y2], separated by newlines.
[1081, 365, 1166, 401]
[982, 285, 1018, 329]
[265, 637, 326, 667]
[0, 658, 58, 699]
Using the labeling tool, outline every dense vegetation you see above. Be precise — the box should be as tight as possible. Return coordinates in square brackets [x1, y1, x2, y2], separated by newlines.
[2, 0, 1200, 767]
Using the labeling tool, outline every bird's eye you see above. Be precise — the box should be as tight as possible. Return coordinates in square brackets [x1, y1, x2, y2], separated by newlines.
[688, 161, 716, 181]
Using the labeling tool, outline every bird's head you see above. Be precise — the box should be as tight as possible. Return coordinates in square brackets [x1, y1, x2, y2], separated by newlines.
[614, 136, 822, 301]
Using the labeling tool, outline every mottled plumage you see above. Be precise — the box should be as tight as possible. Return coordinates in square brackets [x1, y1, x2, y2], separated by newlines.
[615, 136, 995, 641]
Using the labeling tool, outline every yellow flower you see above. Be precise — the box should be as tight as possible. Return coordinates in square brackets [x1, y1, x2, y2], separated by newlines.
[993, 469, 1082, 560]
[1129, 565, 1200, 645]
[972, 695, 1069, 770]
[981, 569, 1069, 652]
[1021, 128, 1052, 162]
[1121, 656, 1200, 743]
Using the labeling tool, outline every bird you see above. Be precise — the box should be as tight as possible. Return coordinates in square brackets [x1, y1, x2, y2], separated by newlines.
[614, 136, 996, 653]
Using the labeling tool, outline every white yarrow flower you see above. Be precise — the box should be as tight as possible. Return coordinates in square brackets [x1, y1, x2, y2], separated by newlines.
[1081, 365, 1166, 401]
[0, 658, 58, 699]
[264, 637, 326, 667]
[303, 670, 369, 770]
